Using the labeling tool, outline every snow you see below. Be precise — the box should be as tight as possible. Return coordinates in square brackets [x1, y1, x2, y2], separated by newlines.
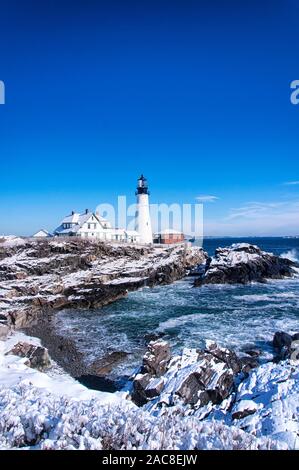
[229, 361, 299, 449]
[104, 276, 147, 286]
[0, 382, 282, 450]
[232, 399, 262, 416]
[0, 236, 26, 248]
[0, 332, 122, 404]
[210, 248, 259, 268]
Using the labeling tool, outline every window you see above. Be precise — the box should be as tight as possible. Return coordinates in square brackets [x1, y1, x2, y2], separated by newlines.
[88, 224, 91, 229]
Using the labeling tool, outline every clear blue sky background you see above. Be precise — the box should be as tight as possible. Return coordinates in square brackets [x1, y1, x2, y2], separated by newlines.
[0, 0, 299, 236]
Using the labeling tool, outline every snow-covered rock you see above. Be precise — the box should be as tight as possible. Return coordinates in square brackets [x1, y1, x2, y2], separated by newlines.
[195, 243, 297, 286]
[131, 340, 255, 409]
[228, 360, 299, 449]
[129, 337, 299, 450]
[0, 238, 206, 330]
[0, 236, 26, 248]
[7, 341, 51, 371]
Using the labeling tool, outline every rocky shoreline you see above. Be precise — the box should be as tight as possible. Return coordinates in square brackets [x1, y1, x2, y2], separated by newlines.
[25, 315, 86, 378]
[24, 314, 129, 392]
[1, 238, 299, 391]
[1, 327, 298, 449]
[0, 236, 206, 332]
[0, 236, 206, 388]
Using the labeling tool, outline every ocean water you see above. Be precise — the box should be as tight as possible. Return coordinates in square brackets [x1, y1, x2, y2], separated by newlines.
[55, 237, 299, 379]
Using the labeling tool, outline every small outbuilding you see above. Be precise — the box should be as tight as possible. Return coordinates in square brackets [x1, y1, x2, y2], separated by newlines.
[154, 229, 185, 245]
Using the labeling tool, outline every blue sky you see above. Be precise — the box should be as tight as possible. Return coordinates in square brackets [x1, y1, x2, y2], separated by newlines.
[0, 0, 299, 236]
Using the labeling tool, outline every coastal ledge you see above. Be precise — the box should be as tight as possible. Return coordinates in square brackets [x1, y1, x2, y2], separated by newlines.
[194, 243, 298, 286]
[0, 236, 207, 332]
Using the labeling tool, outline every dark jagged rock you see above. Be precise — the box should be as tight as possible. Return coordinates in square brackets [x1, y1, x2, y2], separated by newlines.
[131, 340, 255, 410]
[194, 243, 297, 286]
[7, 341, 51, 371]
[273, 331, 299, 361]
[273, 331, 293, 351]
[90, 351, 129, 376]
[240, 357, 260, 375]
[131, 340, 171, 406]
[144, 332, 166, 343]
[204, 340, 242, 374]
[141, 340, 171, 377]
[244, 349, 262, 358]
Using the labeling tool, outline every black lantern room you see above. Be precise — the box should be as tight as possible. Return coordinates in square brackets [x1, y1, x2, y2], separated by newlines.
[136, 174, 150, 195]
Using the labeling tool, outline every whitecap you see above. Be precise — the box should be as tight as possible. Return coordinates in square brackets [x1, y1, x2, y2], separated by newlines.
[280, 249, 299, 263]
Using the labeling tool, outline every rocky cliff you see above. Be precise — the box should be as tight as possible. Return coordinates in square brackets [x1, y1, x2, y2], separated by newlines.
[0, 237, 206, 332]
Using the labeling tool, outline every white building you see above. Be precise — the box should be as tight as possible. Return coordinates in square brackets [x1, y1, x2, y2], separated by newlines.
[135, 175, 153, 244]
[53, 209, 140, 243]
[32, 229, 52, 238]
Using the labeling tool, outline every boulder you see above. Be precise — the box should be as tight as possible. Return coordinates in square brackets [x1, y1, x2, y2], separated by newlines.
[145, 377, 165, 399]
[204, 340, 242, 374]
[7, 341, 51, 371]
[131, 340, 171, 406]
[131, 373, 152, 406]
[176, 372, 211, 406]
[273, 331, 299, 361]
[240, 357, 259, 375]
[141, 340, 171, 377]
[273, 331, 293, 351]
[244, 349, 262, 358]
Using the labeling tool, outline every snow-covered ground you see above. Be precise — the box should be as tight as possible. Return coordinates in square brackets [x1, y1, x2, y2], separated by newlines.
[0, 332, 122, 403]
[0, 331, 293, 450]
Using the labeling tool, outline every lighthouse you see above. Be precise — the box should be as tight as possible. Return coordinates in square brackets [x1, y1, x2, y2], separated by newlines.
[135, 174, 153, 244]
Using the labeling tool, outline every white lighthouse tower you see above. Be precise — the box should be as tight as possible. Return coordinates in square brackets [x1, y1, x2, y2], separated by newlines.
[135, 174, 153, 244]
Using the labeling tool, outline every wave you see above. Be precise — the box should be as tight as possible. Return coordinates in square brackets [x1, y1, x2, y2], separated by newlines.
[158, 313, 205, 331]
[233, 293, 297, 302]
[280, 249, 299, 263]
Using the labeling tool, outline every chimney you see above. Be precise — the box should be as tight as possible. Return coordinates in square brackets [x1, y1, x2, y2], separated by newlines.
[85, 209, 89, 214]
[71, 211, 75, 215]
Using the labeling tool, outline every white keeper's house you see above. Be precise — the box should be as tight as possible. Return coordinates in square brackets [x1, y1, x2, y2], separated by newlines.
[53, 209, 140, 243]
